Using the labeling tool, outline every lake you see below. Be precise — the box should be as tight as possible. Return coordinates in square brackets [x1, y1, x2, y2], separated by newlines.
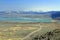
[0, 17, 52, 22]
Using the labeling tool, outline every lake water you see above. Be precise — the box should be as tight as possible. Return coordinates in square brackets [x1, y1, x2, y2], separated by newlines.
[0, 17, 52, 22]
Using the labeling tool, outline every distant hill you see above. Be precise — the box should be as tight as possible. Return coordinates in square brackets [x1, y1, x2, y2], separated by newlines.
[51, 11, 60, 20]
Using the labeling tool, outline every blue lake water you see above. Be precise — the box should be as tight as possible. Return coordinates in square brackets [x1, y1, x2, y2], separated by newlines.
[0, 17, 52, 22]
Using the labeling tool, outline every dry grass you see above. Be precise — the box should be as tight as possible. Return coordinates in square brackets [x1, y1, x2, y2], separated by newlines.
[0, 22, 60, 40]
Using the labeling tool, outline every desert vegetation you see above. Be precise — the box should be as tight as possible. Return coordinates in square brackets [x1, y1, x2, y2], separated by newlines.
[0, 22, 60, 40]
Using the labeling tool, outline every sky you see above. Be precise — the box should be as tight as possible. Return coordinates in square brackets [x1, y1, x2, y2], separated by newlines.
[0, 0, 60, 11]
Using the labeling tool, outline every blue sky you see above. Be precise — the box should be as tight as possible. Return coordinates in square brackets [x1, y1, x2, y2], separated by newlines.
[0, 0, 60, 11]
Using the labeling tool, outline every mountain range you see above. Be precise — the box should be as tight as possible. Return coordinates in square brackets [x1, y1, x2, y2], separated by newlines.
[0, 11, 60, 21]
